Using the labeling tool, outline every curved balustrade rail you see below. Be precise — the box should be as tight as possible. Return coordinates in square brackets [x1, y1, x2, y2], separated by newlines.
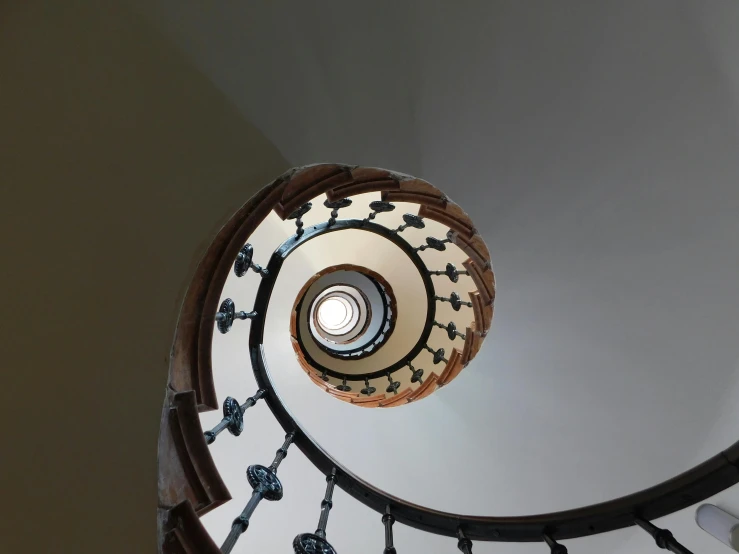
[248, 222, 739, 543]
[158, 164, 739, 554]
[282, 219, 436, 382]
[268, 211, 488, 407]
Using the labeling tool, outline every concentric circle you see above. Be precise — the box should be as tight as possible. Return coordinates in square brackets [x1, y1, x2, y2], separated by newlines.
[310, 284, 369, 344]
[294, 264, 397, 361]
[317, 297, 350, 331]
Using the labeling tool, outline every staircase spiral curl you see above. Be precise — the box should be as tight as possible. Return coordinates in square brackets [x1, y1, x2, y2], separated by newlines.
[158, 164, 739, 554]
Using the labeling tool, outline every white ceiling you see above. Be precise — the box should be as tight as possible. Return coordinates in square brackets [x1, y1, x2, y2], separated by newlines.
[131, 1, 739, 552]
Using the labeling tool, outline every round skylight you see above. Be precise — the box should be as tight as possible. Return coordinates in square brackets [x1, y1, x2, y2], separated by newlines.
[317, 296, 352, 331]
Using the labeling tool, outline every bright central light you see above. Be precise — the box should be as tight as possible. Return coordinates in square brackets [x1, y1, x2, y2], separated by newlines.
[317, 297, 351, 330]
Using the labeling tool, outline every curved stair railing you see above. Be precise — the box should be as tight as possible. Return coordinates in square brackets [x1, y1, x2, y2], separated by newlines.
[158, 164, 739, 554]
[282, 217, 439, 403]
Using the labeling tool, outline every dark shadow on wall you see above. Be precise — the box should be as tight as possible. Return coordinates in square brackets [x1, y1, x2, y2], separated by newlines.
[0, 2, 288, 552]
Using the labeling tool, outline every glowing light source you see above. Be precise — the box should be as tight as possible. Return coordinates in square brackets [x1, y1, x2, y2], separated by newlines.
[317, 297, 352, 331]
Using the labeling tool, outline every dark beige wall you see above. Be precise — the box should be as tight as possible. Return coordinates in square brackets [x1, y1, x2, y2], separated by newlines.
[0, 2, 288, 551]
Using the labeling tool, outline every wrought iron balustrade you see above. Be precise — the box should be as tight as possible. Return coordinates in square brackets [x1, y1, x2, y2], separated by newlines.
[159, 164, 734, 554]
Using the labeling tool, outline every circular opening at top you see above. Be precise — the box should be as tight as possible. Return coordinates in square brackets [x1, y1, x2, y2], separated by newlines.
[298, 266, 397, 357]
[309, 284, 369, 346]
[317, 296, 352, 331]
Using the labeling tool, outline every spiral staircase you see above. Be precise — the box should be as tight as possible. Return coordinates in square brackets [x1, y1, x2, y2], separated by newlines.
[157, 165, 739, 554]
[6, 3, 739, 554]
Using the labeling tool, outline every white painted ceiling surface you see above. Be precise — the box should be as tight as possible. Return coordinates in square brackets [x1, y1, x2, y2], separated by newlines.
[130, 2, 739, 552]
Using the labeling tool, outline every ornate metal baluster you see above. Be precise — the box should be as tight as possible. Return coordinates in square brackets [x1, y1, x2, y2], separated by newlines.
[204, 389, 265, 445]
[423, 344, 447, 364]
[234, 244, 269, 277]
[435, 292, 473, 311]
[385, 372, 400, 395]
[543, 534, 568, 554]
[392, 213, 425, 234]
[324, 198, 352, 227]
[320, 370, 329, 382]
[415, 235, 452, 253]
[293, 468, 339, 554]
[215, 298, 257, 334]
[635, 517, 694, 554]
[383, 505, 397, 554]
[287, 202, 312, 238]
[428, 263, 469, 283]
[361, 377, 376, 396]
[221, 432, 295, 554]
[317, 469, 337, 538]
[269, 431, 294, 472]
[434, 320, 466, 341]
[364, 200, 395, 225]
[407, 361, 424, 384]
[457, 528, 473, 553]
[336, 376, 351, 392]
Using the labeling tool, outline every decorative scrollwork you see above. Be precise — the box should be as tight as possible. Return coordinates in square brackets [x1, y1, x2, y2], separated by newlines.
[435, 292, 473, 311]
[288, 202, 313, 238]
[429, 262, 469, 283]
[246, 464, 284, 501]
[204, 390, 264, 444]
[216, 298, 236, 334]
[424, 344, 447, 364]
[288, 202, 313, 220]
[433, 320, 466, 341]
[223, 396, 244, 436]
[324, 198, 352, 227]
[408, 361, 424, 384]
[393, 213, 425, 234]
[234, 244, 269, 278]
[361, 377, 377, 396]
[335, 376, 351, 392]
[385, 372, 400, 394]
[364, 201, 396, 224]
[416, 236, 452, 252]
[215, 298, 256, 334]
[293, 533, 337, 554]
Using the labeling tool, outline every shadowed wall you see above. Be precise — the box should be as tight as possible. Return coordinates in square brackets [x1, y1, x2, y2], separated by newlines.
[0, 2, 287, 551]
